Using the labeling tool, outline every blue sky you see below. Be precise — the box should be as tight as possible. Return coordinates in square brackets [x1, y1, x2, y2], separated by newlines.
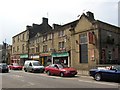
[0, 0, 119, 44]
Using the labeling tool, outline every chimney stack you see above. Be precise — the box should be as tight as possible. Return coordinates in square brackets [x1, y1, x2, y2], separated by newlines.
[53, 24, 61, 29]
[26, 25, 31, 30]
[42, 17, 48, 24]
[86, 11, 94, 20]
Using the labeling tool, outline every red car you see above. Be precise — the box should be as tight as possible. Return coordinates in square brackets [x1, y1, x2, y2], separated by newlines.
[45, 64, 77, 77]
[9, 63, 23, 70]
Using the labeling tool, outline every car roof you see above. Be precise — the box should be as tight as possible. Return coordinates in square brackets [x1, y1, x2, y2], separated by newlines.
[0, 63, 7, 65]
[25, 60, 39, 62]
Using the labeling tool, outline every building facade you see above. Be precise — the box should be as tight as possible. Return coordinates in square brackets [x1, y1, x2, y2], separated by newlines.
[11, 11, 120, 70]
[12, 29, 29, 65]
[70, 12, 120, 70]
[7, 45, 12, 64]
[12, 17, 52, 65]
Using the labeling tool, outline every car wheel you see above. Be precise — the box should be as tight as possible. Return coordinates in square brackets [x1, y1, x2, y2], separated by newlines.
[60, 72, 64, 77]
[24, 68, 27, 72]
[31, 69, 34, 73]
[47, 71, 51, 75]
[94, 73, 102, 81]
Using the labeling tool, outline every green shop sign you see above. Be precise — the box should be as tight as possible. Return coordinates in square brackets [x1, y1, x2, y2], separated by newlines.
[20, 54, 28, 58]
[52, 52, 69, 57]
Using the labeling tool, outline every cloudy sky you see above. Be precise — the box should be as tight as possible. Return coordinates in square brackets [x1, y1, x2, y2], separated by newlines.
[0, 0, 119, 44]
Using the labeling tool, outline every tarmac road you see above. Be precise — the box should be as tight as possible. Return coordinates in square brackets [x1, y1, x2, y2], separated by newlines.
[1, 70, 120, 89]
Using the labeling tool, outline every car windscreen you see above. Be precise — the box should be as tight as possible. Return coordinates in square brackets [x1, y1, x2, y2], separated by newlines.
[13, 63, 19, 66]
[57, 64, 68, 69]
[1, 64, 7, 68]
[33, 62, 41, 66]
[114, 65, 120, 70]
[1, 63, 7, 66]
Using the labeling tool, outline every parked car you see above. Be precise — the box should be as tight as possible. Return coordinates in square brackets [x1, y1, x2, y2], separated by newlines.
[89, 65, 120, 82]
[9, 63, 23, 70]
[0, 63, 9, 73]
[24, 60, 44, 73]
[45, 64, 77, 77]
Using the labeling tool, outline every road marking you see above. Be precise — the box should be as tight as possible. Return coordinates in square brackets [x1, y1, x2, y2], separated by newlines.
[78, 79, 118, 86]
[28, 82, 35, 85]
[12, 75, 23, 78]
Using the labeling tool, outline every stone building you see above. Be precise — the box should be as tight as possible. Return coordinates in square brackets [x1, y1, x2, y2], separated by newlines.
[12, 30, 29, 65]
[7, 45, 12, 64]
[11, 17, 52, 65]
[11, 11, 120, 70]
[69, 12, 120, 70]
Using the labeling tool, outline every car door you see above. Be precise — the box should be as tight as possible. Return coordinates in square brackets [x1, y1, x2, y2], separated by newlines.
[101, 69, 118, 81]
[28, 63, 33, 72]
[52, 65, 60, 75]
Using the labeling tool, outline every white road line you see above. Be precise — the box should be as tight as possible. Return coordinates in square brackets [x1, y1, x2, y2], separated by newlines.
[28, 82, 35, 85]
[78, 79, 118, 86]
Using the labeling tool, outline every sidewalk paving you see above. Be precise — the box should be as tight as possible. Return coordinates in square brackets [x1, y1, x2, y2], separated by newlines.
[76, 70, 93, 79]
[77, 70, 89, 76]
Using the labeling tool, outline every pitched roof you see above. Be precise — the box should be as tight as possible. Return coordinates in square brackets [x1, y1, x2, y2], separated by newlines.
[29, 21, 52, 38]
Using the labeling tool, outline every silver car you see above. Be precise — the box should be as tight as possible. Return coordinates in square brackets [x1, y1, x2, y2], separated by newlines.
[24, 60, 44, 73]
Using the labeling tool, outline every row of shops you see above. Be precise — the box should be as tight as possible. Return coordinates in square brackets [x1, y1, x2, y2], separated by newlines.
[11, 52, 70, 66]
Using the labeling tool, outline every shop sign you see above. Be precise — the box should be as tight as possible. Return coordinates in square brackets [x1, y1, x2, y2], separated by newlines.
[20, 54, 28, 58]
[30, 55, 39, 59]
[40, 53, 51, 56]
[52, 52, 69, 57]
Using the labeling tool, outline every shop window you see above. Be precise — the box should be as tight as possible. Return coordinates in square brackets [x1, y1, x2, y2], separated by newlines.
[79, 44, 88, 63]
[79, 33, 88, 63]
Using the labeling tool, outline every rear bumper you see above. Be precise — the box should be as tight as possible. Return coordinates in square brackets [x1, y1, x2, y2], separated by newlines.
[12, 67, 23, 70]
[1, 69, 9, 73]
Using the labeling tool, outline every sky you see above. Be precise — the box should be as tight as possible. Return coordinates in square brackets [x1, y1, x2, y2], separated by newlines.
[0, 0, 119, 45]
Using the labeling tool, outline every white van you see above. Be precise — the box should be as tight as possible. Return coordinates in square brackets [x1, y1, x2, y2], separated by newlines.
[24, 60, 44, 73]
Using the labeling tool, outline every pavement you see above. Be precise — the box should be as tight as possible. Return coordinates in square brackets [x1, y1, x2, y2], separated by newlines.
[77, 70, 89, 76]
[76, 70, 92, 79]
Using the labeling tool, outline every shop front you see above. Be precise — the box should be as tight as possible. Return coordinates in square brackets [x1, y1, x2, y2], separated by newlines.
[11, 55, 20, 64]
[30, 54, 40, 60]
[40, 53, 52, 66]
[52, 52, 69, 67]
[20, 54, 28, 65]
